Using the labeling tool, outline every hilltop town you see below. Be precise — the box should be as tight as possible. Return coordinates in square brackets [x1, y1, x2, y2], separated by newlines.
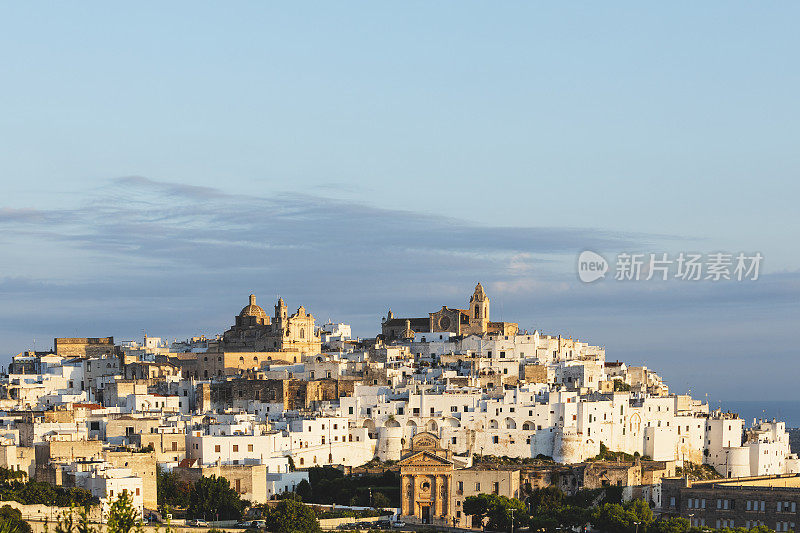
[1, 284, 796, 531]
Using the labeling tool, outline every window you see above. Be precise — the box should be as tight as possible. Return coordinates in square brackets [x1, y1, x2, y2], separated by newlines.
[136, 488, 140, 496]
[475, 483, 481, 491]
[215, 445, 221, 452]
[493, 436, 499, 444]
[248, 444, 254, 452]
[233, 445, 239, 452]
[493, 482, 500, 494]
[777, 501, 796, 513]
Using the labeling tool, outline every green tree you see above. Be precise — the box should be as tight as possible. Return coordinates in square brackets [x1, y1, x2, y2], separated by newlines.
[76, 506, 96, 533]
[372, 491, 391, 508]
[0, 468, 26, 482]
[264, 499, 321, 533]
[556, 505, 591, 531]
[156, 467, 191, 508]
[651, 516, 690, 533]
[0, 505, 32, 533]
[275, 492, 302, 501]
[614, 381, 632, 392]
[187, 475, 246, 520]
[295, 479, 312, 501]
[303, 467, 400, 507]
[463, 494, 493, 529]
[591, 499, 654, 533]
[486, 495, 526, 531]
[463, 494, 525, 531]
[55, 506, 76, 533]
[529, 485, 564, 514]
[106, 491, 141, 533]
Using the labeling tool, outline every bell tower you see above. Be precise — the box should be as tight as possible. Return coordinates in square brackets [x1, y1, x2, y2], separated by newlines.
[275, 297, 287, 328]
[468, 283, 490, 334]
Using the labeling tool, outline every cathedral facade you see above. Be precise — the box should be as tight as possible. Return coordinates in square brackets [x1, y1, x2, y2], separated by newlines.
[381, 283, 518, 341]
[219, 295, 321, 357]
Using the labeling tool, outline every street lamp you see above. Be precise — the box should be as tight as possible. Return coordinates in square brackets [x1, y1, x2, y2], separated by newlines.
[510, 507, 515, 533]
[634, 520, 641, 533]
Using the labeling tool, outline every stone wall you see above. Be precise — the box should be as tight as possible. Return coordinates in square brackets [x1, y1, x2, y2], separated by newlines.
[105, 450, 158, 510]
[174, 463, 268, 504]
[54, 337, 115, 358]
[524, 364, 548, 383]
[209, 378, 356, 411]
[662, 475, 800, 529]
[0, 502, 103, 522]
[35, 440, 104, 465]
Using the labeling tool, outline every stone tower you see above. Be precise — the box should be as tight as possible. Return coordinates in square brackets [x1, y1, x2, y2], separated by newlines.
[468, 283, 490, 334]
[275, 297, 287, 330]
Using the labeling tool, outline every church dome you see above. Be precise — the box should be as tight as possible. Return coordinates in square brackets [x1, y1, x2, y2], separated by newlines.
[240, 294, 267, 319]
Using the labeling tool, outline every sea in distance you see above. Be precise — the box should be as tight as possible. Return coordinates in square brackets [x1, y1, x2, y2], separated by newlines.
[719, 400, 800, 429]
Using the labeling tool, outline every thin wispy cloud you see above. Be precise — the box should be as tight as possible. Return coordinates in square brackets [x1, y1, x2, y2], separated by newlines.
[0, 177, 796, 399]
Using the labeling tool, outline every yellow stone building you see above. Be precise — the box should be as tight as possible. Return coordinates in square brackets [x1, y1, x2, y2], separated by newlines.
[399, 432, 523, 528]
[399, 432, 455, 525]
[217, 294, 321, 357]
[382, 283, 519, 340]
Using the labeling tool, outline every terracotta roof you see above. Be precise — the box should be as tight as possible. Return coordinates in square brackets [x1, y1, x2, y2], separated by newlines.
[73, 403, 102, 410]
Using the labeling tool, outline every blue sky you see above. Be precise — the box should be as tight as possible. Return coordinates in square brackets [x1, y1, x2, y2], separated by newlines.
[0, 3, 798, 400]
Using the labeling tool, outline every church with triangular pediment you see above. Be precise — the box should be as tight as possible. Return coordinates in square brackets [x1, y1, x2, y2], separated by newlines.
[399, 432, 523, 528]
[399, 432, 455, 525]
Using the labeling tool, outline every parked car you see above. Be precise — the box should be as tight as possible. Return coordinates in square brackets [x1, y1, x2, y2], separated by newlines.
[186, 519, 208, 527]
[391, 521, 406, 528]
